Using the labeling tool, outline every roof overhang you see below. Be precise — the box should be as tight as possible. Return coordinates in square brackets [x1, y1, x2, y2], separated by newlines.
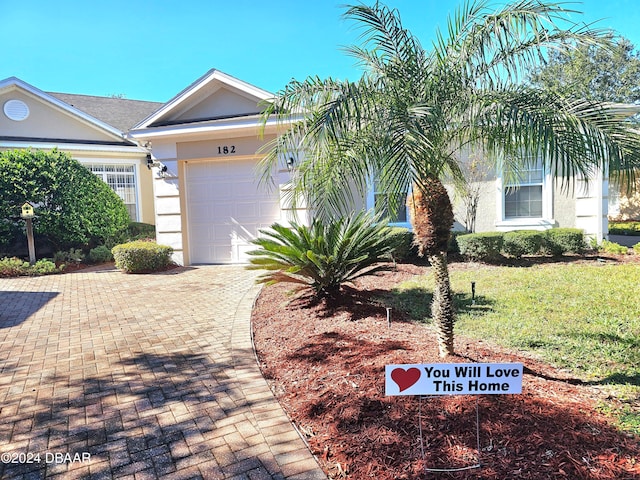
[132, 69, 274, 131]
[0, 139, 148, 157]
[129, 114, 296, 143]
[0, 77, 140, 146]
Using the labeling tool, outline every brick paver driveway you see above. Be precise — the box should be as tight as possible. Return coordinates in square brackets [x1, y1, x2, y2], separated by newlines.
[0, 265, 326, 480]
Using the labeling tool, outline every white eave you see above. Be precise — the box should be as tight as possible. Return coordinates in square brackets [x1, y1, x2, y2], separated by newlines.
[132, 69, 274, 131]
[0, 139, 148, 155]
[129, 114, 291, 141]
[0, 77, 137, 145]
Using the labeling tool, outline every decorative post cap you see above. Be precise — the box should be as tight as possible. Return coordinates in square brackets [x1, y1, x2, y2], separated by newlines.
[21, 202, 34, 219]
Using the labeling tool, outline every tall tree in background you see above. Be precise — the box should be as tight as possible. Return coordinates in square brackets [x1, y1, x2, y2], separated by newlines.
[259, 1, 640, 357]
[529, 35, 640, 104]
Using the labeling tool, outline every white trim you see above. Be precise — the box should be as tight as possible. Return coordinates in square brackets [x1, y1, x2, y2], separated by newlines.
[0, 140, 147, 155]
[132, 69, 273, 130]
[0, 77, 134, 143]
[495, 163, 554, 230]
[78, 159, 141, 222]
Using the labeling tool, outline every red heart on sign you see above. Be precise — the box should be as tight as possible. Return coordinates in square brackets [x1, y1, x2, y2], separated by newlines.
[391, 367, 421, 392]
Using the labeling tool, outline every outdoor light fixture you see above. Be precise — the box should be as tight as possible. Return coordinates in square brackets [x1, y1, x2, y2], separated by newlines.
[145, 154, 168, 177]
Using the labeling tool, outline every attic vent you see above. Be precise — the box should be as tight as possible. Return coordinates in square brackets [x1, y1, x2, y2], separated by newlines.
[4, 99, 30, 121]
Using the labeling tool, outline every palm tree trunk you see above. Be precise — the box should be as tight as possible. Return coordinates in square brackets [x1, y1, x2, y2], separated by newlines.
[428, 252, 455, 357]
[407, 176, 456, 357]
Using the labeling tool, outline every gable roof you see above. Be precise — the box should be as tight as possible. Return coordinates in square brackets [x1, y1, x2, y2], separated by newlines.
[0, 77, 144, 147]
[132, 69, 273, 130]
[49, 92, 163, 132]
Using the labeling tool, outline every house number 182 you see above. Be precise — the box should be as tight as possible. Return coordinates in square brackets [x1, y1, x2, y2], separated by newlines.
[217, 145, 236, 154]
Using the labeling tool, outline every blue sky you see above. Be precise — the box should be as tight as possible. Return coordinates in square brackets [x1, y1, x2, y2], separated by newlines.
[2, 0, 640, 102]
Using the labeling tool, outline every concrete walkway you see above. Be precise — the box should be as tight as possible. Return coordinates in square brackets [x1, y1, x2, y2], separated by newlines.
[0, 265, 326, 480]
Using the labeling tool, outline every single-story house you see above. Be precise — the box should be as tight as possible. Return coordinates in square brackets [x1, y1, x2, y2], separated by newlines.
[3, 70, 636, 264]
[0, 77, 159, 223]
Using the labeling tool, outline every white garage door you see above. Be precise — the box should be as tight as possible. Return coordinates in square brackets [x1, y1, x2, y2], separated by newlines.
[185, 158, 281, 264]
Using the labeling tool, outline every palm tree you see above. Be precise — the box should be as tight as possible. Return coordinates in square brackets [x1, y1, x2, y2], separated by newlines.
[259, 1, 640, 357]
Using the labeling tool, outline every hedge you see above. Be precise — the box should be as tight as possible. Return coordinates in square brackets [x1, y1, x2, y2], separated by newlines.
[608, 221, 640, 236]
[502, 230, 544, 258]
[456, 228, 586, 261]
[457, 232, 504, 261]
[543, 228, 585, 255]
[112, 241, 173, 273]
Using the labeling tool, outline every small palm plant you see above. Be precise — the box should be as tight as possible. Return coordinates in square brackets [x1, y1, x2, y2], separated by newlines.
[246, 211, 398, 297]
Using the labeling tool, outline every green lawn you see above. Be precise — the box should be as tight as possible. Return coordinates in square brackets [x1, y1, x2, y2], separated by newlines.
[390, 262, 640, 434]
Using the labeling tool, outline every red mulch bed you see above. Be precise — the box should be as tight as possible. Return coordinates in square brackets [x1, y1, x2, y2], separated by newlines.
[251, 258, 640, 480]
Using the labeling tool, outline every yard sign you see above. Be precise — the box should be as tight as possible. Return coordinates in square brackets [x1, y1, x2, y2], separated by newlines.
[385, 363, 523, 396]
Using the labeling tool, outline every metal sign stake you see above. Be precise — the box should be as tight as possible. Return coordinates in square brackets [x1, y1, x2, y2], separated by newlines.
[418, 394, 482, 473]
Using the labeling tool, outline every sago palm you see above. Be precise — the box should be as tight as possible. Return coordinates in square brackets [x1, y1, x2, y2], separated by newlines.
[247, 211, 398, 297]
[259, 1, 640, 356]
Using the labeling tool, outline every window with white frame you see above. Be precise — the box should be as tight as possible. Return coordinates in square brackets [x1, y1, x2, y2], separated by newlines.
[87, 164, 138, 221]
[503, 159, 544, 219]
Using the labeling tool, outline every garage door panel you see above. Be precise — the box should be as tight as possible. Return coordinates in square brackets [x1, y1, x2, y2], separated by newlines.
[186, 158, 281, 264]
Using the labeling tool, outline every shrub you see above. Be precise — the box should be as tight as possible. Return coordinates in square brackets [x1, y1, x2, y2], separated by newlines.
[600, 240, 629, 255]
[634, 242, 640, 254]
[448, 231, 465, 255]
[54, 248, 86, 265]
[502, 230, 544, 258]
[126, 222, 156, 240]
[0, 257, 63, 277]
[543, 228, 585, 255]
[112, 241, 173, 273]
[388, 227, 418, 262]
[247, 211, 398, 296]
[88, 245, 114, 264]
[457, 232, 504, 261]
[0, 257, 26, 277]
[30, 259, 60, 275]
[608, 221, 640, 236]
[0, 149, 130, 251]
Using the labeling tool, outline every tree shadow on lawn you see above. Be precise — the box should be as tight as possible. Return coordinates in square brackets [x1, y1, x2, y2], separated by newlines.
[0, 350, 282, 479]
[380, 286, 495, 323]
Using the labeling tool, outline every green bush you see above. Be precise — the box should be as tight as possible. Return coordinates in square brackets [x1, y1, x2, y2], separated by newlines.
[0, 257, 26, 277]
[385, 227, 460, 263]
[0, 149, 130, 251]
[247, 211, 398, 296]
[502, 230, 544, 258]
[30, 259, 60, 275]
[448, 231, 465, 255]
[126, 222, 156, 240]
[600, 240, 629, 255]
[388, 227, 417, 262]
[608, 221, 640, 236]
[54, 248, 86, 265]
[112, 241, 173, 273]
[634, 242, 640, 254]
[543, 228, 585, 255]
[105, 222, 157, 250]
[0, 257, 63, 277]
[88, 245, 114, 264]
[457, 232, 504, 261]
